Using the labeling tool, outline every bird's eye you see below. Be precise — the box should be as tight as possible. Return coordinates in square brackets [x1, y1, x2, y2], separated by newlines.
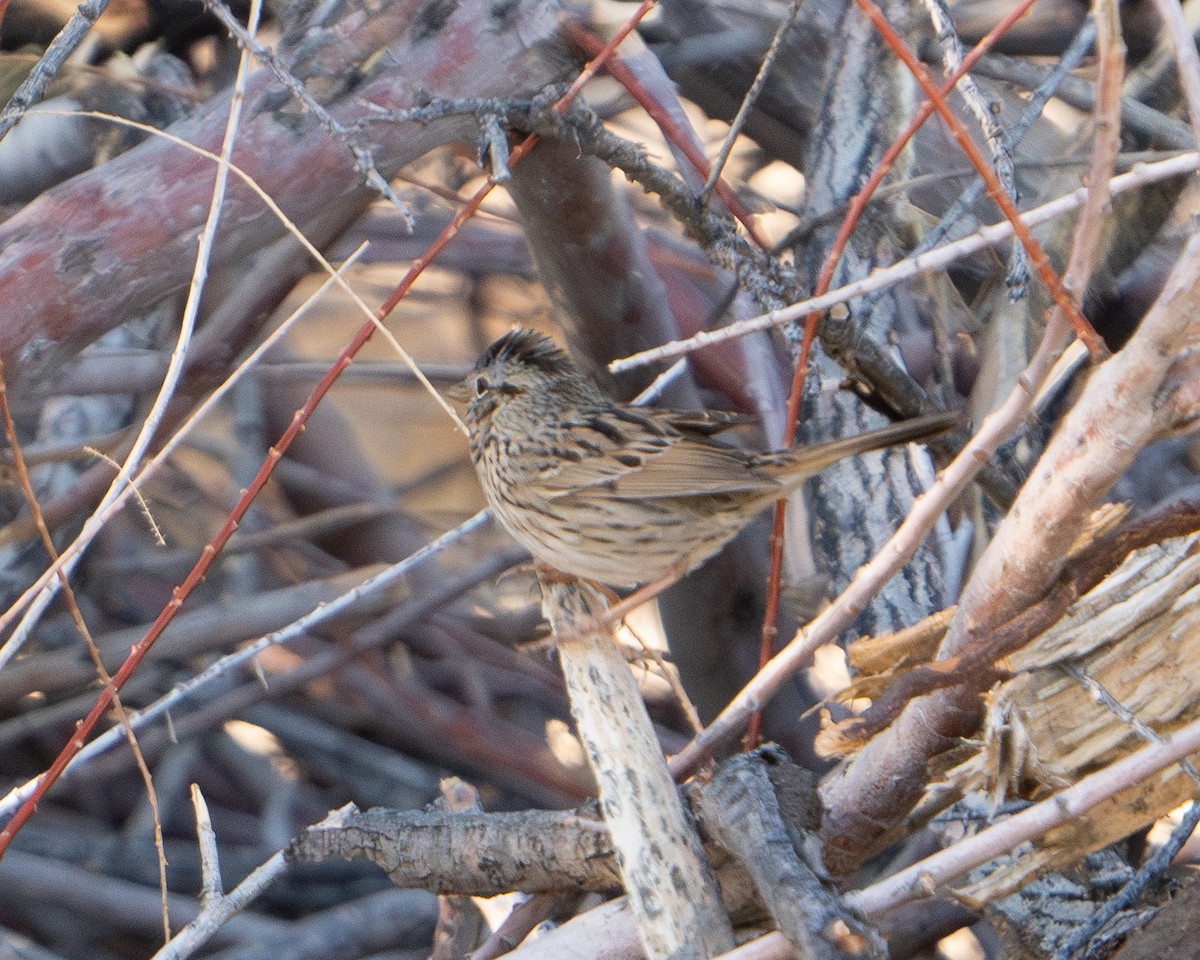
[474, 376, 490, 396]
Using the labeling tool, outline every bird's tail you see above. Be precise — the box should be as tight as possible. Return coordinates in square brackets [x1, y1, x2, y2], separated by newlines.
[759, 411, 959, 480]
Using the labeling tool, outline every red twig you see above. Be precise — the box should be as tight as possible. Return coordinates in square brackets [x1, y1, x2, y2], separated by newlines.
[745, 0, 1044, 748]
[558, 0, 657, 109]
[564, 22, 771, 250]
[0, 1, 656, 857]
[852, 0, 1105, 357]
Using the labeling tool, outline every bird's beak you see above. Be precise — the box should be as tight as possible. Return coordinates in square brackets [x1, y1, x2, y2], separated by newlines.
[444, 379, 473, 404]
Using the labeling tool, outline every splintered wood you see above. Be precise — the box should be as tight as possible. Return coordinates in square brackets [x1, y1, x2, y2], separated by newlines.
[931, 532, 1200, 902]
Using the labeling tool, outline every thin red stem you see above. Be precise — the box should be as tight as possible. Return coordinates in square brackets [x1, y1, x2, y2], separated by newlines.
[564, 22, 771, 249]
[0, 2, 655, 856]
[746, 0, 1051, 748]
[851, 0, 1105, 356]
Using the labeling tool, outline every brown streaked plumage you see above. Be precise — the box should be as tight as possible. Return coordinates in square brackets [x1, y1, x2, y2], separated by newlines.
[448, 328, 954, 589]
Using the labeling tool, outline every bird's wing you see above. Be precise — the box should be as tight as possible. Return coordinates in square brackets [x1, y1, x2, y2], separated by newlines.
[656, 409, 757, 436]
[532, 409, 780, 500]
[600, 440, 784, 498]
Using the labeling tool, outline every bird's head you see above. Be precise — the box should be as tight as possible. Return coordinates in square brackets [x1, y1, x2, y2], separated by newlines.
[447, 328, 582, 423]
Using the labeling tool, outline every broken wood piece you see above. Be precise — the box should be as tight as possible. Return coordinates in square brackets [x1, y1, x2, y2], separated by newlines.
[689, 748, 884, 960]
[924, 532, 1200, 902]
[289, 749, 886, 958]
[288, 806, 620, 895]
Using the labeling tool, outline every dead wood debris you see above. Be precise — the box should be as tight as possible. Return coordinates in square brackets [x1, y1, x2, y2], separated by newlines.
[1, 0, 1199, 957]
[291, 748, 880, 959]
